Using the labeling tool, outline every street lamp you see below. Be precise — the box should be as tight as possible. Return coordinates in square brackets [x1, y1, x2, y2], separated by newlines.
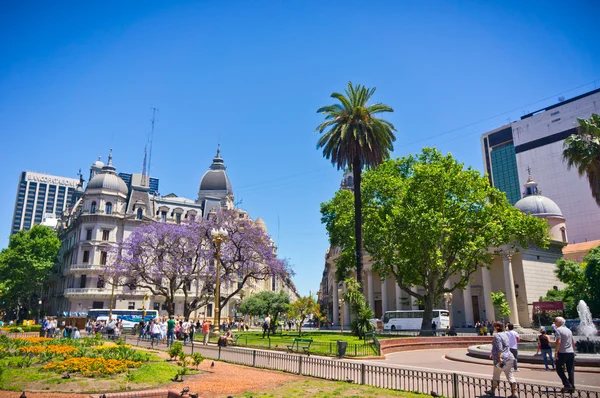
[142, 293, 149, 320]
[443, 292, 453, 327]
[211, 227, 228, 331]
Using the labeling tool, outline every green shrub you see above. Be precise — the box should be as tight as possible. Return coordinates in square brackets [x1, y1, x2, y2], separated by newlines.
[167, 342, 183, 360]
[191, 352, 204, 369]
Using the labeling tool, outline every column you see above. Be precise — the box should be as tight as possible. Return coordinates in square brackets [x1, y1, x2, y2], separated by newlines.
[481, 265, 495, 321]
[343, 302, 351, 329]
[367, 271, 375, 312]
[462, 274, 474, 326]
[395, 283, 402, 310]
[502, 253, 520, 326]
[332, 280, 339, 326]
[381, 278, 389, 314]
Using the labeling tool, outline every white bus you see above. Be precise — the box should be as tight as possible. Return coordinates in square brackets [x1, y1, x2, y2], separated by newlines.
[382, 309, 450, 331]
[87, 309, 159, 329]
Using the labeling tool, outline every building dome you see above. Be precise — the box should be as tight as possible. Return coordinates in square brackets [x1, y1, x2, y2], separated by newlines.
[514, 175, 563, 218]
[92, 157, 105, 169]
[86, 150, 128, 194]
[254, 217, 267, 233]
[198, 146, 233, 194]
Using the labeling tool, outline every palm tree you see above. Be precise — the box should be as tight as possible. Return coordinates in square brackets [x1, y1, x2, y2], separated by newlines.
[563, 113, 600, 206]
[315, 82, 396, 292]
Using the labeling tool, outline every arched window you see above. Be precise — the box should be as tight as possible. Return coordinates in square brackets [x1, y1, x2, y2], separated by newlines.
[97, 276, 105, 289]
[561, 227, 567, 242]
[105, 202, 112, 214]
[137, 208, 143, 220]
[90, 201, 97, 214]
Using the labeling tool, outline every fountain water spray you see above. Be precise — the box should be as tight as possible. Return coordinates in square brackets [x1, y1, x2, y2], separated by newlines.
[577, 300, 597, 337]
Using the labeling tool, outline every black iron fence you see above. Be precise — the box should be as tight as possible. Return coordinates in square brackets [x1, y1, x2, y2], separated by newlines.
[179, 344, 599, 398]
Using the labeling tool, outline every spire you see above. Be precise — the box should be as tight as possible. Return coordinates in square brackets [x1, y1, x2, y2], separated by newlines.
[141, 146, 148, 187]
[108, 148, 113, 166]
[523, 174, 540, 197]
[102, 148, 116, 173]
[216, 144, 221, 159]
[210, 145, 226, 170]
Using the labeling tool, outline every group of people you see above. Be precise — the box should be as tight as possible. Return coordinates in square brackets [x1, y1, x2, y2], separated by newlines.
[488, 317, 576, 397]
[136, 316, 197, 347]
[476, 320, 495, 336]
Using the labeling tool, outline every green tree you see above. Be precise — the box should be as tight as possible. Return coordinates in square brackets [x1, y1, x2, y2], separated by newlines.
[315, 82, 396, 292]
[490, 291, 511, 320]
[288, 296, 318, 336]
[321, 148, 549, 335]
[0, 225, 60, 321]
[238, 290, 290, 330]
[343, 277, 374, 339]
[563, 113, 600, 205]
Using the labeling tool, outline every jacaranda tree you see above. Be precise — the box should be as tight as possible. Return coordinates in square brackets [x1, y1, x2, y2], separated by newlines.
[107, 209, 290, 319]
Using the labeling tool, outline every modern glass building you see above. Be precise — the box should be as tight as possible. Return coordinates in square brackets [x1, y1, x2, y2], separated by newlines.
[11, 171, 79, 235]
[481, 126, 521, 205]
[118, 173, 159, 195]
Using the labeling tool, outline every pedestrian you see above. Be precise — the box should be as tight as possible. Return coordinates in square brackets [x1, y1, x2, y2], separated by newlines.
[262, 314, 271, 338]
[431, 320, 437, 336]
[554, 316, 576, 393]
[537, 328, 555, 371]
[151, 320, 161, 348]
[202, 320, 211, 345]
[166, 315, 176, 346]
[485, 321, 517, 398]
[506, 323, 520, 372]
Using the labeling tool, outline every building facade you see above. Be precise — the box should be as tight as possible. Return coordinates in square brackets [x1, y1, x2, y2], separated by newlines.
[318, 174, 567, 329]
[10, 171, 80, 235]
[45, 148, 297, 319]
[481, 88, 600, 244]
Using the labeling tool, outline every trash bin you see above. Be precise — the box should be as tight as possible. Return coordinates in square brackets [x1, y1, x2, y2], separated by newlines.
[337, 340, 348, 357]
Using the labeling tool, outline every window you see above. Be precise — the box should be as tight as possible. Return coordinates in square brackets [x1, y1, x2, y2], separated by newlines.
[128, 302, 135, 310]
[82, 250, 90, 263]
[153, 303, 160, 311]
[97, 276, 105, 289]
[137, 208, 143, 220]
[86, 229, 92, 240]
[207, 303, 213, 318]
[90, 201, 97, 214]
[92, 301, 104, 309]
[100, 251, 107, 266]
[161, 211, 167, 222]
[561, 227, 567, 242]
[176, 213, 182, 224]
[80, 275, 87, 289]
[102, 230, 110, 241]
[105, 202, 112, 214]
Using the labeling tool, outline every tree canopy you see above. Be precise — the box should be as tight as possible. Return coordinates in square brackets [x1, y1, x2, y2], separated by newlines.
[0, 225, 60, 320]
[108, 209, 290, 318]
[287, 295, 318, 336]
[315, 81, 396, 292]
[238, 290, 290, 328]
[563, 113, 600, 206]
[321, 147, 549, 333]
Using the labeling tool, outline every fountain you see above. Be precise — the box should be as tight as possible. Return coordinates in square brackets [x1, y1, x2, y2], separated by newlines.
[577, 300, 597, 337]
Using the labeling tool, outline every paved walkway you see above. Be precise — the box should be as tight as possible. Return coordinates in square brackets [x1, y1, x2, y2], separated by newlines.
[128, 336, 600, 395]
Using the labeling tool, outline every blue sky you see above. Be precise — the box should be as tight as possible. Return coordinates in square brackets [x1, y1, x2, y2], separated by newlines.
[1, 1, 599, 297]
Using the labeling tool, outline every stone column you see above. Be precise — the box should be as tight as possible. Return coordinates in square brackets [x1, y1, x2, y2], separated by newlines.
[502, 253, 520, 326]
[381, 278, 389, 314]
[395, 283, 402, 310]
[462, 274, 474, 326]
[332, 281, 339, 326]
[481, 266, 495, 321]
[367, 271, 375, 312]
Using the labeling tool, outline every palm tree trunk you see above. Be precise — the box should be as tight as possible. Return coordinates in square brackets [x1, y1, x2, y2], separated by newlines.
[352, 157, 364, 293]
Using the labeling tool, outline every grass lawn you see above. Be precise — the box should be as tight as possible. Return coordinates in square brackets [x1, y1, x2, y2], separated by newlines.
[196, 330, 380, 356]
[241, 379, 434, 398]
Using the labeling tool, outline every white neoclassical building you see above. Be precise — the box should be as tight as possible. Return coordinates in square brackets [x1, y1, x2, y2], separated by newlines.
[45, 148, 298, 319]
[318, 172, 567, 329]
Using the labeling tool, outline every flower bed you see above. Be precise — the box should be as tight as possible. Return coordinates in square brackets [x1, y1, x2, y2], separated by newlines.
[43, 357, 142, 377]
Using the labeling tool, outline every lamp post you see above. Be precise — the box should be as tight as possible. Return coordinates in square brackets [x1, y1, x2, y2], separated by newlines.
[211, 227, 228, 331]
[142, 293, 149, 320]
[444, 292, 453, 327]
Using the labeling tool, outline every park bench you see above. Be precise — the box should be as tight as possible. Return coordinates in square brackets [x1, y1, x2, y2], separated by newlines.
[287, 338, 313, 355]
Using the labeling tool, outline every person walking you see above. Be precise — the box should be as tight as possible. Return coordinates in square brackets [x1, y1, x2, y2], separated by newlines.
[537, 328, 555, 371]
[202, 320, 211, 345]
[554, 316, 576, 393]
[506, 323, 520, 371]
[166, 315, 176, 347]
[150, 320, 161, 348]
[486, 322, 517, 398]
[262, 314, 271, 338]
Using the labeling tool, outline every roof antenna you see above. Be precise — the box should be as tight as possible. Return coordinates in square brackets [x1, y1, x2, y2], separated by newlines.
[147, 107, 158, 181]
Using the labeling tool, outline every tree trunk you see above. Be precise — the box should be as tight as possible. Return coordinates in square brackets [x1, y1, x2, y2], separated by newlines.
[419, 294, 436, 337]
[352, 158, 364, 293]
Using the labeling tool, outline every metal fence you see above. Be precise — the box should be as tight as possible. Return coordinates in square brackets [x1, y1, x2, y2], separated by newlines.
[184, 344, 599, 398]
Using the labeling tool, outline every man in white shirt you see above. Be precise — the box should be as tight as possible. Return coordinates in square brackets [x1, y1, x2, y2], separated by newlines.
[262, 314, 271, 338]
[506, 323, 520, 371]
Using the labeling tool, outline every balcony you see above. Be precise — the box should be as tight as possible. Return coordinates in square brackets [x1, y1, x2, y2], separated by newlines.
[64, 288, 112, 297]
[65, 264, 104, 275]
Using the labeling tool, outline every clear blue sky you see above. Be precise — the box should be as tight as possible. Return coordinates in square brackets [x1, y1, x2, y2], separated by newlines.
[1, 1, 599, 296]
